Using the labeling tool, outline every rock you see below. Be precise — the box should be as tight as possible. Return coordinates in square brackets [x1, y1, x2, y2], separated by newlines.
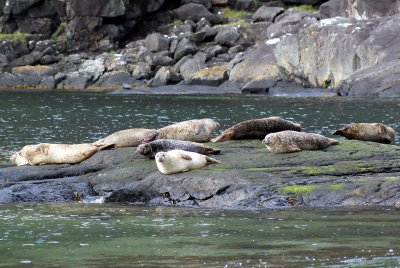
[3, 140, 400, 209]
[27, 0, 58, 18]
[174, 38, 198, 61]
[144, 33, 170, 53]
[11, 65, 58, 85]
[131, 62, 153, 80]
[196, 17, 211, 31]
[338, 60, 400, 97]
[11, 51, 41, 67]
[0, 54, 9, 72]
[253, 6, 284, 22]
[191, 25, 218, 42]
[67, 0, 126, 17]
[181, 0, 212, 9]
[16, 17, 55, 35]
[320, 0, 398, 19]
[173, 3, 224, 24]
[179, 52, 207, 80]
[205, 45, 227, 57]
[79, 58, 105, 81]
[214, 27, 242, 47]
[240, 21, 272, 43]
[4, 0, 42, 15]
[90, 70, 139, 90]
[274, 16, 400, 88]
[189, 65, 228, 86]
[151, 52, 175, 67]
[151, 66, 171, 86]
[241, 78, 278, 94]
[211, 0, 229, 5]
[56, 71, 91, 90]
[0, 72, 25, 88]
[229, 43, 281, 84]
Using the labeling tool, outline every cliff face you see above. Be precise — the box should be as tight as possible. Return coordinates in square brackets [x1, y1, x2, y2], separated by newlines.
[0, 0, 399, 96]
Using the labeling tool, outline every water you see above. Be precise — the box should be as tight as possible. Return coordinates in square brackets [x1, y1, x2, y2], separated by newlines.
[1, 91, 400, 267]
[0, 203, 399, 267]
[1, 91, 400, 165]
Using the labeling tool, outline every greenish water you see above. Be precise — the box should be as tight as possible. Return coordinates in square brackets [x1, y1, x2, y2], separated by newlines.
[1, 204, 400, 267]
[1, 92, 399, 165]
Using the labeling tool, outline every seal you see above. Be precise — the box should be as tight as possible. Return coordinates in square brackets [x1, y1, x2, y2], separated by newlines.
[155, 149, 221, 175]
[136, 139, 221, 159]
[211, 116, 301, 142]
[10, 143, 111, 166]
[141, 118, 219, 143]
[262, 131, 339, 153]
[332, 123, 396, 144]
[93, 128, 155, 148]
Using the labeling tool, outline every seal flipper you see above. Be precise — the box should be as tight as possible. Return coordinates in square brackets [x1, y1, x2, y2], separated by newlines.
[181, 154, 192, 161]
[205, 156, 221, 164]
[328, 138, 340, 146]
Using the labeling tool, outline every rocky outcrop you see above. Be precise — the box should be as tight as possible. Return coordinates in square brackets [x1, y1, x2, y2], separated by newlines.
[0, 0, 399, 96]
[2, 140, 400, 209]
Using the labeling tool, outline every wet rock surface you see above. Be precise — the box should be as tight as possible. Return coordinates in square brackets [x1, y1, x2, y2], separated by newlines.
[2, 140, 400, 209]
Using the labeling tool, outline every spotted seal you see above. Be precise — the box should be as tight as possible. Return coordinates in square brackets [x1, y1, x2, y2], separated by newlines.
[332, 123, 396, 144]
[141, 118, 219, 143]
[211, 116, 301, 142]
[262, 131, 339, 153]
[155, 149, 221, 175]
[93, 128, 155, 148]
[10, 143, 111, 166]
[136, 139, 221, 159]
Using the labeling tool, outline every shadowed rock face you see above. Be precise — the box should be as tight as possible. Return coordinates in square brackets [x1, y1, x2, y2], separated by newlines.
[2, 140, 400, 209]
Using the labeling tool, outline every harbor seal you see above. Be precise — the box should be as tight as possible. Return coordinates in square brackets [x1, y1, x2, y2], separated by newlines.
[93, 128, 155, 148]
[211, 116, 301, 142]
[136, 139, 221, 159]
[10, 143, 110, 166]
[155, 149, 221, 175]
[141, 118, 219, 143]
[332, 123, 396, 144]
[262, 131, 339, 153]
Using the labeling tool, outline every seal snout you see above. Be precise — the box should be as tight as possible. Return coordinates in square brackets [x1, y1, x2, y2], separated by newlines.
[155, 152, 166, 162]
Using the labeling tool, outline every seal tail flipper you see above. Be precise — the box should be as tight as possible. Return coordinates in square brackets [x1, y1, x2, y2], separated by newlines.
[205, 156, 221, 164]
[204, 146, 221, 155]
[329, 138, 340, 146]
[211, 129, 233, 143]
[93, 142, 115, 151]
[332, 129, 343, 136]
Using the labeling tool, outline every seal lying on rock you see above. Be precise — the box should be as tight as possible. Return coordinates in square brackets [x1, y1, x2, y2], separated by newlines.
[262, 131, 339, 153]
[137, 139, 221, 159]
[10, 143, 111, 166]
[332, 123, 396, 144]
[211, 116, 301, 142]
[93, 128, 155, 148]
[141, 118, 219, 143]
[155, 149, 221, 175]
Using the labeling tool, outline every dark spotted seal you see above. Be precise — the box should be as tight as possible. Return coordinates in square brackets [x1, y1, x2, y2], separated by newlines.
[136, 139, 221, 159]
[211, 116, 301, 142]
[262, 131, 339, 153]
[332, 123, 396, 144]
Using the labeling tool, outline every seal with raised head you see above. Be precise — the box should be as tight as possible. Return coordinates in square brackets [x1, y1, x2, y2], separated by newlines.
[93, 128, 155, 148]
[141, 118, 219, 143]
[10, 143, 110, 166]
[155, 149, 221, 175]
[137, 139, 221, 159]
[211, 116, 301, 142]
[262, 131, 339, 153]
[332, 123, 396, 144]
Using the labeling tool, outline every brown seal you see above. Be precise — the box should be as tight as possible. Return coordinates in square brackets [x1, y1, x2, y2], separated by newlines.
[262, 131, 339, 153]
[332, 123, 396, 144]
[155, 149, 221, 175]
[211, 116, 301, 142]
[141, 118, 219, 143]
[93, 128, 155, 148]
[136, 139, 220, 159]
[10, 143, 111, 166]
